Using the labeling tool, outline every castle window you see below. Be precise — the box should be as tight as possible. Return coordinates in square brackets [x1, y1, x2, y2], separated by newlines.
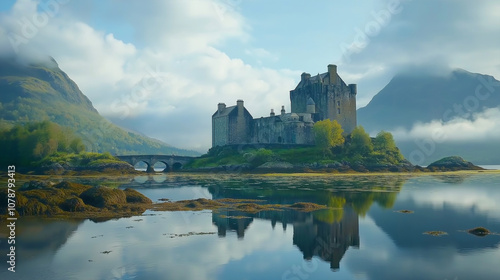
[278, 136, 283, 143]
[337, 108, 341, 114]
[299, 116, 304, 121]
[337, 101, 340, 107]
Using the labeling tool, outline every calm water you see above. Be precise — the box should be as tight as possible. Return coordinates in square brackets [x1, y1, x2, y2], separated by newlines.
[2, 173, 500, 280]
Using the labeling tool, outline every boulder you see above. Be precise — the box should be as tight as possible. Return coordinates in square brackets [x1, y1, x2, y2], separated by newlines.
[79, 186, 127, 208]
[124, 188, 152, 204]
[60, 197, 86, 212]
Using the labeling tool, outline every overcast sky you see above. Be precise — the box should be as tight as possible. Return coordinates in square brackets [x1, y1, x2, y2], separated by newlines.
[1, 0, 499, 152]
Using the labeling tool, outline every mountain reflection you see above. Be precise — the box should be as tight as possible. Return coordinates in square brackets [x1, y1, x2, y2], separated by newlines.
[0, 218, 83, 260]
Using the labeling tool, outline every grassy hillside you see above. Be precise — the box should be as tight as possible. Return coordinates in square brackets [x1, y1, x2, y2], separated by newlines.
[0, 56, 198, 156]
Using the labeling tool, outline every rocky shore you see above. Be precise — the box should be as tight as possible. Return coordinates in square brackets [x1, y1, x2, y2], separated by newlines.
[182, 156, 483, 173]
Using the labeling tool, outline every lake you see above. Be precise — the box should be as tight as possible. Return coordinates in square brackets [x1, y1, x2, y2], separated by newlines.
[2, 172, 500, 280]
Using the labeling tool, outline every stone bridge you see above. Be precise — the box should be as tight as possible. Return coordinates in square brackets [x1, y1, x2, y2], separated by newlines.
[116, 155, 197, 172]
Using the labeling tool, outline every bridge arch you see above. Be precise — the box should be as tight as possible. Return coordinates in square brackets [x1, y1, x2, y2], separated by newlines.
[132, 160, 154, 173]
[172, 162, 183, 171]
[158, 161, 170, 172]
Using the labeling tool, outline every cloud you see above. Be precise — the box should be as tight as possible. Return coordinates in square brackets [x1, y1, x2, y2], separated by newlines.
[2, 0, 500, 152]
[0, 0, 297, 152]
[340, 0, 500, 106]
[391, 107, 500, 142]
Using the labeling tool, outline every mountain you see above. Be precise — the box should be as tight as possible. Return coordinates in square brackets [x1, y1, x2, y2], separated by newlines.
[0, 55, 199, 156]
[357, 69, 500, 165]
[358, 69, 500, 131]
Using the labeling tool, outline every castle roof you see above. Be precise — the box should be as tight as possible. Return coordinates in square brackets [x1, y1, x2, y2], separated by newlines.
[212, 105, 236, 117]
[307, 97, 315, 105]
[295, 71, 347, 89]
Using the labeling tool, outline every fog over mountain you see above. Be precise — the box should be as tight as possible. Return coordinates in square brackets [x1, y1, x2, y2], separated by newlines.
[358, 69, 500, 165]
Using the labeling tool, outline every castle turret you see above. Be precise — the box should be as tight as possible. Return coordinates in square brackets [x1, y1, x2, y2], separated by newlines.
[328, 64, 337, 84]
[270, 109, 275, 116]
[306, 97, 315, 114]
[301, 72, 311, 82]
[348, 84, 357, 95]
[218, 103, 226, 113]
[237, 99, 244, 110]
[281, 105, 285, 116]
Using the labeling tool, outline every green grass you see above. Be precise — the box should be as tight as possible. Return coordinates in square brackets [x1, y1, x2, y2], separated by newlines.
[37, 152, 124, 168]
[186, 141, 409, 171]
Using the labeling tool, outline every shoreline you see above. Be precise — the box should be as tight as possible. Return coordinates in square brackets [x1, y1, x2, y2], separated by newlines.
[2, 168, 499, 184]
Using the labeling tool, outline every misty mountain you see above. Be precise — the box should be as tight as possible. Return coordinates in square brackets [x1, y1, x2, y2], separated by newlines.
[358, 69, 500, 131]
[357, 69, 500, 165]
[0, 55, 199, 156]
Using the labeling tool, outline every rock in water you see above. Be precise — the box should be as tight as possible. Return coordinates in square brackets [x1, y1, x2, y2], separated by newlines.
[427, 156, 483, 171]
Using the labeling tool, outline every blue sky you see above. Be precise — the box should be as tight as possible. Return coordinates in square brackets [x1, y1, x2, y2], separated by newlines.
[1, 0, 499, 151]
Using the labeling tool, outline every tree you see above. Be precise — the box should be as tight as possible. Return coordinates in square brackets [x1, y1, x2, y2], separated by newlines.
[348, 126, 373, 157]
[373, 131, 404, 163]
[0, 121, 85, 167]
[373, 131, 397, 152]
[313, 119, 345, 156]
[70, 138, 85, 153]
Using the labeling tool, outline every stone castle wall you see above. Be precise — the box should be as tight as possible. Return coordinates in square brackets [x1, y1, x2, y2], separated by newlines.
[252, 115, 314, 145]
[212, 65, 357, 147]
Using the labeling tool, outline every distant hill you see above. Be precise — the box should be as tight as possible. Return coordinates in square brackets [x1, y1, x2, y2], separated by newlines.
[358, 69, 500, 131]
[0, 55, 199, 156]
[357, 69, 500, 165]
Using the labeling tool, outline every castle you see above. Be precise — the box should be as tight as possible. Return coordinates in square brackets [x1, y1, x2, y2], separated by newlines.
[212, 64, 357, 147]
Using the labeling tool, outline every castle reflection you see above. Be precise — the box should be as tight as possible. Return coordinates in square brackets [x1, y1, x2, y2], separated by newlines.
[207, 175, 406, 270]
[211, 205, 359, 270]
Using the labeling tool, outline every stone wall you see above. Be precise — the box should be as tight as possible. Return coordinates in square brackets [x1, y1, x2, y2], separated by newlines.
[252, 115, 314, 145]
[212, 116, 228, 147]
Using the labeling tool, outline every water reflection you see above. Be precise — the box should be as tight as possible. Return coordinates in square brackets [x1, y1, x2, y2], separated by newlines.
[3, 173, 500, 280]
[205, 175, 407, 271]
[1, 218, 83, 260]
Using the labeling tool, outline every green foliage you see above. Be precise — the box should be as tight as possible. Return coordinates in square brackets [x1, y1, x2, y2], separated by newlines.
[348, 126, 373, 157]
[38, 151, 124, 168]
[428, 156, 466, 166]
[313, 119, 345, 156]
[186, 146, 246, 168]
[373, 131, 396, 152]
[248, 148, 274, 167]
[0, 121, 85, 167]
[274, 147, 324, 163]
[313, 196, 346, 223]
[372, 131, 404, 164]
[188, 129, 407, 170]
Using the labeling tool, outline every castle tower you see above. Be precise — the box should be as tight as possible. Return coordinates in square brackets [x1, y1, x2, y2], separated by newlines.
[218, 103, 226, 113]
[212, 100, 253, 147]
[327, 64, 337, 85]
[289, 64, 357, 134]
